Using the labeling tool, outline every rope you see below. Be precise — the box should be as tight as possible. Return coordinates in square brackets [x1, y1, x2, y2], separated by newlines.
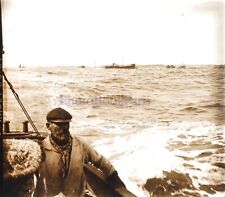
[1, 71, 40, 135]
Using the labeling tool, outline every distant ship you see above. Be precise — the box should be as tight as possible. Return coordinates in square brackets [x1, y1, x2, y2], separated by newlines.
[166, 65, 186, 69]
[166, 65, 176, 68]
[105, 63, 136, 69]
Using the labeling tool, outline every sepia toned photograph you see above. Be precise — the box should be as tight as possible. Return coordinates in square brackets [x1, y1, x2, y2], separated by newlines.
[1, 0, 225, 196]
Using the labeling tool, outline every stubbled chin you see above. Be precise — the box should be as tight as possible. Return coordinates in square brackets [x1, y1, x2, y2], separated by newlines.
[52, 134, 70, 146]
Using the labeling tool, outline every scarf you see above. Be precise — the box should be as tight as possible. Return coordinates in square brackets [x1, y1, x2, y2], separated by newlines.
[49, 135, 72, 179]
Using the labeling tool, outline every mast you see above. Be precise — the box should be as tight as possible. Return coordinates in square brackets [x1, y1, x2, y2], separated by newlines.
[0, 0, 3, 192]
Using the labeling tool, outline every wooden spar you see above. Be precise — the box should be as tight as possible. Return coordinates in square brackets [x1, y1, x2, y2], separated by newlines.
[0, 0, 4, 193]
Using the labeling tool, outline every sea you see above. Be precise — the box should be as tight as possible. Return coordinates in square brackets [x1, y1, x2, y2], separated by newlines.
[3, 65, 225, 197]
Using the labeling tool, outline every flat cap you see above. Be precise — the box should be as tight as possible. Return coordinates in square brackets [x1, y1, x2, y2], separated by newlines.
[46, 108, 72, 122]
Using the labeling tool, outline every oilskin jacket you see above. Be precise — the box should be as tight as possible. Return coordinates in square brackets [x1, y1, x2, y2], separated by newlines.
[35, 136, 115, 197]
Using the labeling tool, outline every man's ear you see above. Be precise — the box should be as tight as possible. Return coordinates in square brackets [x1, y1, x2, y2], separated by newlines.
[46, 122, 50, 128]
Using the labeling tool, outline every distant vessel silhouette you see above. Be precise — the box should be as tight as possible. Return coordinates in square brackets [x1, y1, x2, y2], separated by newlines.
[166, 65, 176, 68]
[105, 63, 136, 69]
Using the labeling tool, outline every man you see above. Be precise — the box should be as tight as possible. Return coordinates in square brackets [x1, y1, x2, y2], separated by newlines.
[35, 107, 126, 197]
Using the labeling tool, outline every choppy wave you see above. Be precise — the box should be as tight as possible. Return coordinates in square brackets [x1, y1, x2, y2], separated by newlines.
[99, 95, 152, 105]
[145, 170, 225, 197]
[144, 170, 197, 197]
[201, 103, 225, 109]
[180, 106, 200, 112]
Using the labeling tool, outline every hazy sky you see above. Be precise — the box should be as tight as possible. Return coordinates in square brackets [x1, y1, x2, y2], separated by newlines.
[2, 0, 225, 67]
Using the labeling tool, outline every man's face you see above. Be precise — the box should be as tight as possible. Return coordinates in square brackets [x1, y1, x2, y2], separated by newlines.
[47, 122, 70, 145]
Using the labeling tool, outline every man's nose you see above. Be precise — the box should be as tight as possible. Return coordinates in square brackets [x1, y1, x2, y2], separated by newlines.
[60, 125, 69, 130]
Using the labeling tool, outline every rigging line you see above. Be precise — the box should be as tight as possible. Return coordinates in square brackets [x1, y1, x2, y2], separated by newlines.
[1, 71, 40, 135]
